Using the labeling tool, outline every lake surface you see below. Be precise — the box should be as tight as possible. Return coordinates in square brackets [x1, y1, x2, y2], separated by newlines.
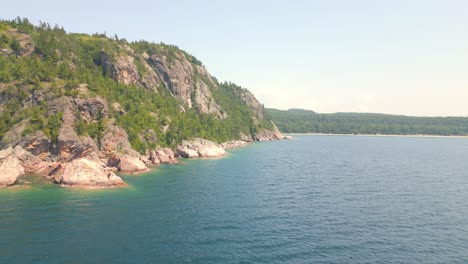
[1, 135, 468, 263]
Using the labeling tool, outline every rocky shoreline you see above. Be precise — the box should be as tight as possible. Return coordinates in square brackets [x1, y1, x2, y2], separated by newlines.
[0, 133, 288, 188]
[0, 95, 286, 189]
[0, 20, 289, 189]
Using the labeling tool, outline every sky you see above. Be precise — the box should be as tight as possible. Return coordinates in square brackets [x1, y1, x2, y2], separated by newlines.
[1, 0, 468, 116]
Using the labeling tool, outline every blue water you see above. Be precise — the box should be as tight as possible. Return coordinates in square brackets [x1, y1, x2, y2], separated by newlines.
[1, 135, 468, 263]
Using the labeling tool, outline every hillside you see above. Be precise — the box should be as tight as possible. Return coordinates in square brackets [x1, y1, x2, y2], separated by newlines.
[0, 18, 283, 188]
[267, 108, 468, 135]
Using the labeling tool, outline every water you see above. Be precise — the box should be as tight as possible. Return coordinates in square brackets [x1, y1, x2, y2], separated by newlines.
[1, 135, 468, 263]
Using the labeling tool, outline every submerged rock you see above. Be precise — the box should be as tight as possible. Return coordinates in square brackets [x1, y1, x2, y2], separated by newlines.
[176, 138, 226, 159]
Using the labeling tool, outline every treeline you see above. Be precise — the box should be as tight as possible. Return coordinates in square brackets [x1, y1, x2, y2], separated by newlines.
[267, 108, 468, 136]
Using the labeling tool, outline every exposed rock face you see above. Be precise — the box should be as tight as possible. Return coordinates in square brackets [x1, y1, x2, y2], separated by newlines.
[147, 54, 193, 106]
[145, 53, 223, 117]
[13, 145, 51, 175]
[1, 120, 28, 147]
[176, 138, 226, 158]
[139, 52, 161, 92]
[51, 158, 125, 188]
[0, 147, 24, 187]
[100, 124, 139, 157]
[47, 97, 102, 162]
[18, 131, 51, 158]
[193, 79, 225, 117]
[0, 29, 35, 57]
[254, 124, 285, 141]
[74, 96, 109, 121]
[100, 123, 149, 173]
[57, 125, 98, 161]
[239, 89, 266, 119]
[100, 52, 140, 86]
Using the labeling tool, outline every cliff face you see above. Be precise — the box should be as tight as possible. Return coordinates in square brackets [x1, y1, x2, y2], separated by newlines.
[0, 19, 284, 188]
[101, 47, 225, 117]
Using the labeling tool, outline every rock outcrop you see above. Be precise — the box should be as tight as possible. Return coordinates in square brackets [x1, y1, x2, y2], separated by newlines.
[148, 148, 178, 164]
[74, 96, 109, 121]
[108, 154, 148, 173]
[100, 52, 140, 86]
[0, 146, 54, 187]
[1, 120, 29, 148]
[239, 89, 266, 119]
[13, 145, 52, 175]
[143, 52, 224, 117]
[100, 123, 149, 173]
[220, 140, 251, 150]
[0, 20, 286, 188]
[100, 124, 139, 157]
[176, 138, 226, 158]
[51, 158, 125, 188]
[0, 29, 35, 57]
[18, 131, 52, 159]
[254, 124, 285, 141]
[0, 147, 25, 187]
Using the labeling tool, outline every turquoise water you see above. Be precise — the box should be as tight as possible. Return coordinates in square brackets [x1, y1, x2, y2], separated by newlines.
[1, 135, 468, 263]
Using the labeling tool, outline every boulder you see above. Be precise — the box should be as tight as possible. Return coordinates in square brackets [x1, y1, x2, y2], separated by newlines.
[152, 148, 178, 164]
[52, 158, 125, 188]
[176, 138, 226, 159]
[148, 148, 178, 164]
[148, 150, 160, 164]
[117, 155, 148, 173]
[0, 147, 25, 187]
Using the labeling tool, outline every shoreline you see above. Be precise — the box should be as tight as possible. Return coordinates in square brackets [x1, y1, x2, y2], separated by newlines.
[286, 133, 468, 139]
[0, 139, 259, 189]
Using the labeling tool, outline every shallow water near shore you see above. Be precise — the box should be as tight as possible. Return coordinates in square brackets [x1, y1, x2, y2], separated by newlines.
[1, 135, 468, 263]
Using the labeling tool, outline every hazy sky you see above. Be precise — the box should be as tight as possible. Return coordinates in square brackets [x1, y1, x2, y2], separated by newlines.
[2, 0, 468, 116]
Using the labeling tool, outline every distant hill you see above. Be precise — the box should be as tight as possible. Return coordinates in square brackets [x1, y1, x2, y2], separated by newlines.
[266, 108, 468, 136]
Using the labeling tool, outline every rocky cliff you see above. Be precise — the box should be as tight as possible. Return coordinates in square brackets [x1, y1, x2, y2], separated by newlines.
[0, 18, 285, 188]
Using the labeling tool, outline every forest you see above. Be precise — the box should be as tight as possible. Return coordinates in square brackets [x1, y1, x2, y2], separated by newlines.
[267, 108, 468, 136]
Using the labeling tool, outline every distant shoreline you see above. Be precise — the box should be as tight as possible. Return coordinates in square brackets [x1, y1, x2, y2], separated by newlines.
[285, 133, 468, 139]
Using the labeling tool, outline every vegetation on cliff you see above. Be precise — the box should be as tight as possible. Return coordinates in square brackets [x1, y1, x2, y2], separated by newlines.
[0, 18, 276, 153]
